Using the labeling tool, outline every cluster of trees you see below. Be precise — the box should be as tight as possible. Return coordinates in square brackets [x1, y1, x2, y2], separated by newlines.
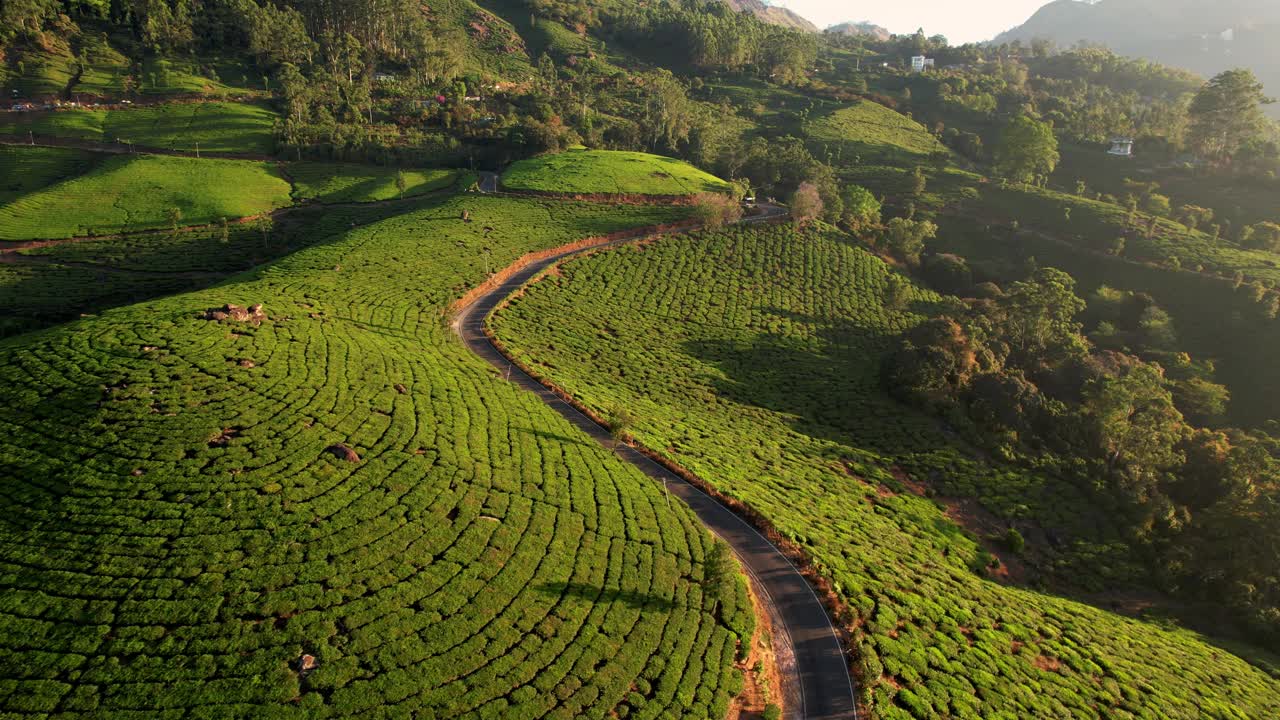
[605, 1, 816, 83]
[884, 267, 1280, 646]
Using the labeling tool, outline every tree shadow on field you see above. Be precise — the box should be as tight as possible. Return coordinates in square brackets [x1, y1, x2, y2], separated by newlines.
[679, 306, 916, 453]
[535, 582, 676, 611]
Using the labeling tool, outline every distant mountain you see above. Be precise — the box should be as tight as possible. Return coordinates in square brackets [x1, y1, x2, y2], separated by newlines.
[996, 0, 1280, 111]
[825, 21, 892, 41]
[722, 0, 819, 33]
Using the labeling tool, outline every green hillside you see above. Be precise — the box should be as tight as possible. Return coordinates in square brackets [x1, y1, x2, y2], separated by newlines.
[0, 152, 292, 240]
[492, 224, 1280, 718]
[502, 150, 732, 196]
[0, 194, 760, 718]
[288, 163, 462, 203]
[806, 100, 949, 166]
[0, 102, 278, 155]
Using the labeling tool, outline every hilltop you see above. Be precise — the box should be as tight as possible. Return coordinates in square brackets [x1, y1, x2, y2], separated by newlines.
[722, 0, 819, 33]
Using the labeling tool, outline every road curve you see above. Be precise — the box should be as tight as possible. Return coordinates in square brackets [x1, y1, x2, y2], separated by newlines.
[452, 212, 858, 720]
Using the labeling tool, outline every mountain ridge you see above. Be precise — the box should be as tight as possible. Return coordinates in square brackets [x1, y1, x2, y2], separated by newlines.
[996, 0, 1280, 111]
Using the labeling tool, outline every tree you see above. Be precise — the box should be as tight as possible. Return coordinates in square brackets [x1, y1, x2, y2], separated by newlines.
[218, 217, 230, 244]
[884, 274, 911, 311]
[1083, 363, 1186, 508]
[166, 206, 183, 232]
[1188, 70, 1272, 165]
[606, 406, 635, 448]
[990, 268, 1087, 371]
[691, 192, 742, 230]
[881, 218, 937, 265]
[702, 541, 733, 615]
[395, 171, 407, 199]
[994, 116, 1059, 184]
[841, 185, 881, 231]
[909, 167, 927, 196]
[788, 182, 823, 226]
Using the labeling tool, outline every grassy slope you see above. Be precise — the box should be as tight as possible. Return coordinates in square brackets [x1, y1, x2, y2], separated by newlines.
[491, 224, 1280, 719]
[502, 150, 732, 196]
[0, 145, 102, 205]
[288, 163, 460, 203]
[0, 153, 292, 240]
[806, 100, 948, 167]
[0, 204, 420, 338]
[0, 102, 279, 155]
[0, 194, 757, 718]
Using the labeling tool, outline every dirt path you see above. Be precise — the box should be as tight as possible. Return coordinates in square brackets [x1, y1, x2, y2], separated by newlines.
[452, 207, 859, 720]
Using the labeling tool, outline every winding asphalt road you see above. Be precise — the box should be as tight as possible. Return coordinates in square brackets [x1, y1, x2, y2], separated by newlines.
[452, 209, 858, 720]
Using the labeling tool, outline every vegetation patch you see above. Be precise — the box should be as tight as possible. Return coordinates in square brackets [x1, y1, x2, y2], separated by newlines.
[0, 153, 292, 240]
[0, 194, 757, 718]
[491, 224, 1280, 719]
[502, 149, 732, 196]
[0, 102, 278, 155]
[805, 100, 948, 166]
[288, 163, 460, 203]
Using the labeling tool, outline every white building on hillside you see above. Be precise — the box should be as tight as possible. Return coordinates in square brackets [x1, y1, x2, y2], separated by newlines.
[1108, 138, 1135, 157]
[911, 56, 935, 73]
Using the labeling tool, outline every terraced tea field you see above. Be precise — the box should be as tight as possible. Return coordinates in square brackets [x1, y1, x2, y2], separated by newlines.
[0, 193, 761, 719]
[805, 100, 948, 167]
[289, 163, 461, 203]
[0, 146, 102, 205]
[0, 203, 426, 337]
[0, 152, 291, 240]
[491, 224, 1280, 719]
[0, 102, 278, 155]
[501, 149, 731, 196]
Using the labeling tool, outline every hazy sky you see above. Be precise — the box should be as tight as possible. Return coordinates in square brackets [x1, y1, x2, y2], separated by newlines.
[768, 0, 1052, 43]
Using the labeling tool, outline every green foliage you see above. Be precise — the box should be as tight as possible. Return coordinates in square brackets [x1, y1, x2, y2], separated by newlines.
[288, 163, 459, 203]
[502, 149, 730, 196]
[492, 224, 1280, 718]
[841, 184, 881, 231]
[0, 194, 756, 717]
[995, 116, 1060, 184]
[0, 102, 279, 155]
[1189, 70, 1272, 165]
[0, 152, 291, 240]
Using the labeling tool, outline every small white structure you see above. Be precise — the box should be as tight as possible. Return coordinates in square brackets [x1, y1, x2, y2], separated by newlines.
[374, 72, 397, 83]
[910, 56, 935, 73]
[1221, 28, 1235, 42]
[1108, 138, 1134, 157]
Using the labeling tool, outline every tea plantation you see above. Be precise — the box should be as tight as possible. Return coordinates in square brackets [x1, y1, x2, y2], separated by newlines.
[0, 193, 760, 718]
[0, 202, 426, 337]
[0, 102, 278, 155]
[491, 224, 1280, 719]
[501, 149, 731, 196]
[0, 146, 102, 205]
[0, 151, 292, 240]
[289, 164, 461, 204]
[805, 100, 949, 167]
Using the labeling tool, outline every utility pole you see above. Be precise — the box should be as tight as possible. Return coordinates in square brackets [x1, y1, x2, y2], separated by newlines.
[195, 141, 200, 159]
[28, 131, 34, 146]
